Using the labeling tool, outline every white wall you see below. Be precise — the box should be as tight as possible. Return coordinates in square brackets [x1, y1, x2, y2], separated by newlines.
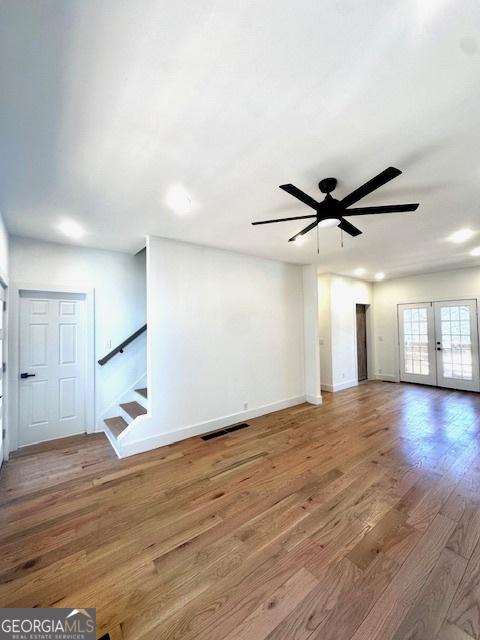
[318, 274, 333, 390]
[303, 265, 321, 404]
[318, 273, 372, 391]
[9, 236, 146, 431]
[121, 236, 306, 455]
[330, 275, 372, 388]
[0, 213, 9, 284]
[373, 266, 480, 381]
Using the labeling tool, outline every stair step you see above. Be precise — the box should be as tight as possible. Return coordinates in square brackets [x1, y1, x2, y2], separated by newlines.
[104, 416, 128, 439]
[135, 387, 148, 399]
[120, 401, 147, 420]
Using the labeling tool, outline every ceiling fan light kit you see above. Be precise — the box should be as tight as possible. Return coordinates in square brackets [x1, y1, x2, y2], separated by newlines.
[317, 217, 340, 228]
[251, 167, 420, 244]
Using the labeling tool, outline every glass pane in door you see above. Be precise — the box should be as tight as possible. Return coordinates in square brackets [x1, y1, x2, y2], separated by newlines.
[403, 307, 430, 375]
[398, 303, 436, 386]
[438, 305, 473, 380]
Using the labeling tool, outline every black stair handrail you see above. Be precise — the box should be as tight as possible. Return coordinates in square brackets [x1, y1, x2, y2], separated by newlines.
[98, 324, 147, 365]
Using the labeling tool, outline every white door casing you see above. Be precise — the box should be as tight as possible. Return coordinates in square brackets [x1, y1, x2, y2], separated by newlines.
[19, 292, 87, 446]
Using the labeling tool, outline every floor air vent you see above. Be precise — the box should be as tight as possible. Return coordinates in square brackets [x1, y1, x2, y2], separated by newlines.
[201, 423, 250, 441]
[201, 430, 228, 441]
[226, 422, 250, 433]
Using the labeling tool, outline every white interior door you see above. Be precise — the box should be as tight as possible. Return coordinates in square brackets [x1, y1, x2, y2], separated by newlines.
[19, 292, 87, 446]
[434, 300, 480, 392]
[398, 303, 437, 386]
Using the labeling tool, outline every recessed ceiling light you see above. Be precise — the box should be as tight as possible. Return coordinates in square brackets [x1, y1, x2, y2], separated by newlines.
[317, 217, 340, 229]
[447, 228, 475, 243]
[470, 246, 480, 256]
[165, 184, 192, 214]
[375, 272, 385, 281]
[354, 267, 366, 277]
[57, 219, 85, 239]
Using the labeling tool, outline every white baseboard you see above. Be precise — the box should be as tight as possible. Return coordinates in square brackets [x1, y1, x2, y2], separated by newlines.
[118, 394, 307, 458]
[321, 380, 358, 393]
[96, 373, 147, 429]
[375, 373, 398, 382]
[306, 394, 322, 405]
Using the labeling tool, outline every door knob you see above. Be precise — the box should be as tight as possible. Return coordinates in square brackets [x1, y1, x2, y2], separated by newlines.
[436, 347, 442, 351]
[20, 372, 36, 379]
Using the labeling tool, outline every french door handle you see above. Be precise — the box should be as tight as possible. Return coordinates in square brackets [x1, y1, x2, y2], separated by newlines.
[20, 372, 36, 379]
[436, 347, 442, 351]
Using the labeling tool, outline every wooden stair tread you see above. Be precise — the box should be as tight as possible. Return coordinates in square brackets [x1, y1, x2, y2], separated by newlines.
[135, 387, 148, 399]
[120, 401, 147, 419]
[104, 416, 128, 439]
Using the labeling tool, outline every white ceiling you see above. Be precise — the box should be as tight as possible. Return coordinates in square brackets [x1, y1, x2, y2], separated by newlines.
[1, 0, 480, 279]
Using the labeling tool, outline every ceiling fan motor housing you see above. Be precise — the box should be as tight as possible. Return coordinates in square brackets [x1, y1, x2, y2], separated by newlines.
[319, 177, 337, 194]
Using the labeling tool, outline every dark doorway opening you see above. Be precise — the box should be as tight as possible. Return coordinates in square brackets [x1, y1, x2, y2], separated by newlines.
[356, 304, 368, 382]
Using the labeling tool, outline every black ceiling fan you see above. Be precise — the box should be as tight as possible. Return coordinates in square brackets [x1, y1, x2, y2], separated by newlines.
[251, 167, 419, 242]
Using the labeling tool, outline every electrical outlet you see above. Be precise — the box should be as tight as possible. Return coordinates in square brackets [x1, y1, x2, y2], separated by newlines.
[243, 401, 248, 410]
[105, 339, 112, 350]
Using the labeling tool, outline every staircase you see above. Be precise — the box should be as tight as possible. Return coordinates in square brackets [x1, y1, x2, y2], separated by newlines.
[104, 387, 147, 450]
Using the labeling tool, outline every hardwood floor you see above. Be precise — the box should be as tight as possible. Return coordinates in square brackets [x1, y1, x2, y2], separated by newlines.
[1, 381, 480, 640]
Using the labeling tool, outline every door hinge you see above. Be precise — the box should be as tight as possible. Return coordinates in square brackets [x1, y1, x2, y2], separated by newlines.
[2, 300, 6, 312]
[2, 429, 5, 441]
[2, 362, 5, 373]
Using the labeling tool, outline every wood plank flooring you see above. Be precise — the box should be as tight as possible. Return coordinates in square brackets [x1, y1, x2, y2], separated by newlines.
[2, 381, 480, 640]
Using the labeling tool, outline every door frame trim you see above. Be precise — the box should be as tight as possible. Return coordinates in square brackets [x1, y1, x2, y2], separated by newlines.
[352, 301, 373, 384]
[354, 303, 369, 382]
[8, 283, 95, 454]
[0, 275, 8, 467]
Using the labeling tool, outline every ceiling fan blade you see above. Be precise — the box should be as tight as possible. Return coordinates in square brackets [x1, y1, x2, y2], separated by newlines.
[279, 184, 320, 210]
[338, 218, 362, 237]
[252, 214, 317, 226]
[344, 203, 419, 216]
[341, 167, 402, 208]
[288, 219, 319, 242]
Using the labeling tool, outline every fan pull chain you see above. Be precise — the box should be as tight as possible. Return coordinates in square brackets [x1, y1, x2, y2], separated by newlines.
[341, 229, 344, 248]
[317, 224, 320, 255]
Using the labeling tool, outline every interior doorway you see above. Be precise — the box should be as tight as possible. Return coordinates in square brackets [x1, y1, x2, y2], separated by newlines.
[356, 304, 368, 382]
[398, 299, 480, 392]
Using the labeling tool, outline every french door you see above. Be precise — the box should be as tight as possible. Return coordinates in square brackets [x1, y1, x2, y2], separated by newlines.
[398, 300, 480, 392]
